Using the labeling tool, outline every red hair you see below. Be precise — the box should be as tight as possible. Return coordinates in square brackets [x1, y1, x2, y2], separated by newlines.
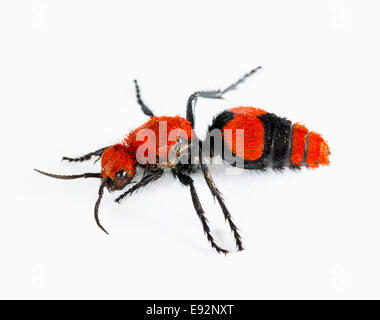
[101, 144, 136, 179]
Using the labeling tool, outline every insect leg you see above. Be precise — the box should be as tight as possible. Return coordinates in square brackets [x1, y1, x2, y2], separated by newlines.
[177, 173, 228, 254]
[199, 153, 244, 251]
[186, 66, 262, 128]
[62, 146, 109, 163]
[219, 66, 262, 96]
[134, 79, 155, 118]
[115, 168, 163, 203]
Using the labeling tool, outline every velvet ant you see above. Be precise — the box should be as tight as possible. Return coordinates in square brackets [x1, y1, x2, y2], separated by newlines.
[35, 67, 330, 254]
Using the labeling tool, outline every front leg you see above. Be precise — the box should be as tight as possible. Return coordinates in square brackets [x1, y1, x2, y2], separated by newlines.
[62, 146, 109, 163]
[115, 168, 163, 203]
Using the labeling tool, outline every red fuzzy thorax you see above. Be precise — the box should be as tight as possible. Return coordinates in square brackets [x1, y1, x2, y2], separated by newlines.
[125, 116, 193, 164]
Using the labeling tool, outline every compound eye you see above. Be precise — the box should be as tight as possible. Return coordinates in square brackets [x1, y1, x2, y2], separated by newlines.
[115, 170, 127, 180]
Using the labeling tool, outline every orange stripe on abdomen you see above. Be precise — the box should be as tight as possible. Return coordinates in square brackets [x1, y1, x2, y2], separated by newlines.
[306, 131, 329, 168]
[223, 108, 267, 161]
[290, 123, 308, 166]
[228, 106, 267, 117]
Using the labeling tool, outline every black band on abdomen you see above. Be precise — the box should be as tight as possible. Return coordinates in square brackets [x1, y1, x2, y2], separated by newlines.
[272, 117, 292, 170]
[241, 113, 277, 170]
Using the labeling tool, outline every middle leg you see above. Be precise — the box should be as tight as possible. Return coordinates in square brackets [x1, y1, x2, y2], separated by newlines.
[134, 79, 155, 118]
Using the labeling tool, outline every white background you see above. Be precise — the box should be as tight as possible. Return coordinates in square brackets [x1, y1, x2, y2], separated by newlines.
[1, 0, 379, 299]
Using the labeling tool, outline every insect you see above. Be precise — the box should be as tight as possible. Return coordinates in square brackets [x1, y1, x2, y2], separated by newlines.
[35, 66, 330, 254]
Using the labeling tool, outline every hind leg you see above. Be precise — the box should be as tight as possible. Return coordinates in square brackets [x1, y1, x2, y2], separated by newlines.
[198, 142, 244, 251]
[186, 66, 262, 128]
[177, 172, 228, 254]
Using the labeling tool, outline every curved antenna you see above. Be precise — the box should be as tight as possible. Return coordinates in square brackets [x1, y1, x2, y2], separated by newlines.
[34, 169, 101, 179]
[35, 168, 109, 234]
[94, 180, 109, 234]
